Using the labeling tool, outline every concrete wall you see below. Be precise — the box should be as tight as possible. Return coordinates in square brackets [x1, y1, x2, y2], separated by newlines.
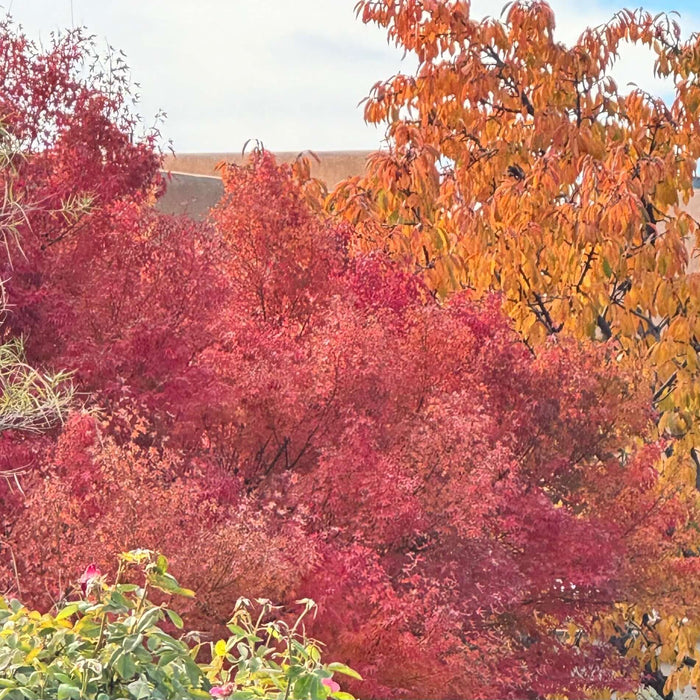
[157, 172, 224, 220]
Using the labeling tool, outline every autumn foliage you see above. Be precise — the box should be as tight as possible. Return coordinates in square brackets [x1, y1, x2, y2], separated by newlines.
[0, 139, 695, 697]
[333, 0, 700, 486]
[1, 6, 700, 700]
[328, 1, 700, 692]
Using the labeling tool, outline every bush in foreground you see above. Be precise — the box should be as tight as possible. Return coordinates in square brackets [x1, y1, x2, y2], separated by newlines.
[0, 550, 357, 700]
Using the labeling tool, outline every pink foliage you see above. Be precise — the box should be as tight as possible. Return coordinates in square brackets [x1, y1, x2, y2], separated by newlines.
[0, 147, 690, 698]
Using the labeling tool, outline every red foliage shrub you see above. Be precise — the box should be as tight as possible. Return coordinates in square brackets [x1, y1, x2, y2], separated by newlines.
[0, 18, 161, 364]
[0, 18, 159, 216]
[1, 148, 694, 698]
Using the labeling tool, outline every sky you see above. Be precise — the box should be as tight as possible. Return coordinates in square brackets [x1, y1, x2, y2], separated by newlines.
[3, 0, 700, 155]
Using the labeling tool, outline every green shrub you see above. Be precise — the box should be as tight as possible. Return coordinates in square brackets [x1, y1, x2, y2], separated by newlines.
[203, 597, 360, 700]
[0, 550, 358, 700]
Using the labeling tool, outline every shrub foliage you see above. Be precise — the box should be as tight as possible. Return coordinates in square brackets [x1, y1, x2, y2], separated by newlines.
[0, 8, 699, 700]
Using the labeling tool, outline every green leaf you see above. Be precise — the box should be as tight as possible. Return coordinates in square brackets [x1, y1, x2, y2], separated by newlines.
[114, 651, 137, 680]
[156, 554, 169, 573]
[155, 650, 179, 667]
[184, 657, 202, 685]
[52, 673, 74, 685]
[121, 549, 153, 564]
[173, 586, 195, 598]
[123, 633, 144, 653]
[165, 608, 184, 629]
[105, 590, 133, 612]
[148, 572, 195, 598]
[57, 684, 82, 700]
[73, 616, 101, 637]
[127, 677, 152, 699]
[307, 644, 321, 663]
[310, 677, 325, 700]
[55, 603, 79, 621]
[327, 663, 362, 681]
[18, 690, 40, 700]
[293, 676, 312, 699]
[135, 606, 162, 633]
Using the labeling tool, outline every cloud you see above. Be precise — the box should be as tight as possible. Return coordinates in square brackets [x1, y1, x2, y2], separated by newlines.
[5, 0, 699, 152]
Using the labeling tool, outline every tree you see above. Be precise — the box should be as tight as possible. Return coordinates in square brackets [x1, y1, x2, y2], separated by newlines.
[0, 18, 160, 228]
[0, 126, 74, 439]
[2, 151, 694, 699]
[329, 2, 700, 691]
[0, 16, 160, 509]
[0, 17, 162, 354]
[0, 14, 163, 437]
[0, 122, 74, 492]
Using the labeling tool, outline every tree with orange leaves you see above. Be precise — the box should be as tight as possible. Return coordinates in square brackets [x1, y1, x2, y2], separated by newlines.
[329, 1, 700, 695]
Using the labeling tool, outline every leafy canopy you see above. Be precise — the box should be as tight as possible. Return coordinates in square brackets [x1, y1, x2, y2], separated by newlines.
[2, 151, 691, 699]
[332, 0, 700, 482]
[328, 3, 700, 693]
[0, 9, 698, 699]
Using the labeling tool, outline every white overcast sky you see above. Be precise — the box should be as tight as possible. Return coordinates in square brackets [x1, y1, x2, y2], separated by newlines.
[4, 0, 699, 154]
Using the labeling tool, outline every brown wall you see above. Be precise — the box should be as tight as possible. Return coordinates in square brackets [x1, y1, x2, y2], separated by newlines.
[157, 155, 700, 277]
[162, 151, 371, 186]
[157, 172, 223, 220]
[158, 151, 371, 220]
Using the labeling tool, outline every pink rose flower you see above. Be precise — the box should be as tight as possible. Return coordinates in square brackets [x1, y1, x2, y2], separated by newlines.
[79, 563, 102, 594]
[210, 683, 235, 698]
[322, 678, 340, 694]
